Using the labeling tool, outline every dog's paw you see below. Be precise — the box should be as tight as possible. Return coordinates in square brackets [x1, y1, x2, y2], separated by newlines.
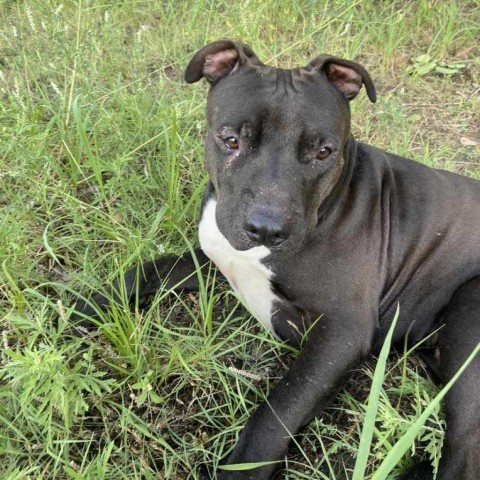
[394, 461, 433, 480]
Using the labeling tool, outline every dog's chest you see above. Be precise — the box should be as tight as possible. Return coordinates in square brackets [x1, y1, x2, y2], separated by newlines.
[198, 199, 279, 335]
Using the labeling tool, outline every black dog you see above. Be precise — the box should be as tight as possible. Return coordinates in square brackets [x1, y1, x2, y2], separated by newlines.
[72, 40, 480, 479]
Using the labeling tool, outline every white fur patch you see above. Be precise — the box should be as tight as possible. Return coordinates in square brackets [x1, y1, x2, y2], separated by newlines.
[199, 198, 279, 336]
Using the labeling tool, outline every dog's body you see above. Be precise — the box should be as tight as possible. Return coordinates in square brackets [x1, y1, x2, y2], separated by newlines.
[73, 41, 480, 479]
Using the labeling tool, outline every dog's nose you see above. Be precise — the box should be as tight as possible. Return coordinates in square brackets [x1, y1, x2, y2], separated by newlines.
[244, 213, 290, 247]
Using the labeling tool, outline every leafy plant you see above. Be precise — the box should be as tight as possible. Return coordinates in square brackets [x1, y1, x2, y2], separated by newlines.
[406, 54, 466, 77]
[2, 344, 116, 429]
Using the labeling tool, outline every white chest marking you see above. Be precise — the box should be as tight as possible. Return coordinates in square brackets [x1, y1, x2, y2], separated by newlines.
[198, 198, 279, 336]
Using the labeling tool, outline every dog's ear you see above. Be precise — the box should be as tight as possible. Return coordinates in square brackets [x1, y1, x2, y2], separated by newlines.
[307, 55, 376, 103]
[185, 40, 263, 85]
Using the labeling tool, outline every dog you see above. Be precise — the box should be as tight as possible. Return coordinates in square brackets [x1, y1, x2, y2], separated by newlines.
[72, 40, 480, 479]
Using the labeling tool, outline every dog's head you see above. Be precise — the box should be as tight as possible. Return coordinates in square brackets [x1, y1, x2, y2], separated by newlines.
[186, 40, 376, 253]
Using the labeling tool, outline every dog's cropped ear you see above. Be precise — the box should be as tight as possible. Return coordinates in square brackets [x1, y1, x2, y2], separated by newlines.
[307, 55, 376, 103]
[185, 40, 263, 85]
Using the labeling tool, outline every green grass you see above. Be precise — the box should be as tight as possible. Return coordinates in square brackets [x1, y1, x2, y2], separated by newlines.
[0, 1, 479, 479]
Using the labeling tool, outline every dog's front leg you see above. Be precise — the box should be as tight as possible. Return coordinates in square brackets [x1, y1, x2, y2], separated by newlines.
[69, 248, 215, 332]
[216, 310, 374, 480]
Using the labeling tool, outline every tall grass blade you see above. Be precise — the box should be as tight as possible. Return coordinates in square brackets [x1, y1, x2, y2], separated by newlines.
[352, 305, 400, 480]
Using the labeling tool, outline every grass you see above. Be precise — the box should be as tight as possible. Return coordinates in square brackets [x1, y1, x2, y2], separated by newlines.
[0, 0, 479, 479]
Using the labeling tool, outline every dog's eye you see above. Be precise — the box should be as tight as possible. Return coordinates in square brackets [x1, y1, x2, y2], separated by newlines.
[225, 137, 239, 150]
[316, 147, 332, 160]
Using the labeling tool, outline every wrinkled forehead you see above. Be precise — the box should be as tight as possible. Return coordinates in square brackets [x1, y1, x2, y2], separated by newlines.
[207, 66, 350, 133]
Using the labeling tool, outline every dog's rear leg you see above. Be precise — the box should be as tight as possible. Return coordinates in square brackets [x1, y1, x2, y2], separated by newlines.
[397, 278, 480, 480]
[69, 247, 215, 333]
[435, 276, 480, 480]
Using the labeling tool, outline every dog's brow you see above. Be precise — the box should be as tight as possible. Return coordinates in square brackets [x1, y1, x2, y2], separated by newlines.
[275, 69, 296, 95]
